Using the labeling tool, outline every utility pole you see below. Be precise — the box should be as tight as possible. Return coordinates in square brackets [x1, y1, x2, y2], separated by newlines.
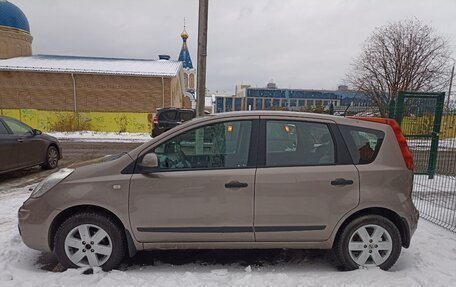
[447, 63, 455, 113]
[196, 0, 209, 117]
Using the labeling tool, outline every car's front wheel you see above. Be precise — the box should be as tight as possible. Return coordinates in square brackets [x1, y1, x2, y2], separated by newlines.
[334, 215, 402, 271]
[54, 212, 126, 270]
[41, 146, 59, 170]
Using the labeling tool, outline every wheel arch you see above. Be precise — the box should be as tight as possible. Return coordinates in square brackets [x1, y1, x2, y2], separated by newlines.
[333, 207, 411, 248]
[48, 205, 138, 257]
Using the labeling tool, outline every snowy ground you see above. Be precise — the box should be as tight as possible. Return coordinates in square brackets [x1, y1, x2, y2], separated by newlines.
[47, 131, 151, 143]
[408, 138, 456, 151]
[1, 185, 456, 286]
[413, 175, 456, 231]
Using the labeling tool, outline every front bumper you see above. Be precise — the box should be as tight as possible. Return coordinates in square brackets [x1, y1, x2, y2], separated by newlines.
[18, 197, 59, 252]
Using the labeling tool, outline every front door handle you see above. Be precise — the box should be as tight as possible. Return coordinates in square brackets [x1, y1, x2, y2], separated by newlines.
[331, 178, 354, 186]
[17, 138, 23, 143]
[225, 181, 248, 189]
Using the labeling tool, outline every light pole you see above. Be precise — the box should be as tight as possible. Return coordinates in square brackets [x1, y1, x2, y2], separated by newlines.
[196, 0, 209, 117]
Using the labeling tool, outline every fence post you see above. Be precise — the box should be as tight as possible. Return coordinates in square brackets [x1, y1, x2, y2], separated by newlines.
[427, 92, 445, 179]
[395, 92, 405, 125]
[388, 99, 396, 119]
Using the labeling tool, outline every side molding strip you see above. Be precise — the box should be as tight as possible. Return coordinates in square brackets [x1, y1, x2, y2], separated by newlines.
[137, 226, 326, 233]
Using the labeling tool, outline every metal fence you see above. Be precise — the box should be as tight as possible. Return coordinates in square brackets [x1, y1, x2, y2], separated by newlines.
[410, 98, 456, 232]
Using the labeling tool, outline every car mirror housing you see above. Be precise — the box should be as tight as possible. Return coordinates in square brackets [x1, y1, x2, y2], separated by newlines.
[33, 129, 42, 135]
[138, 153, 159, 173]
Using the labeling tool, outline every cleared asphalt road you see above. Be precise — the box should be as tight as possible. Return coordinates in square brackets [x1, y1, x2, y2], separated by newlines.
[0, 141, 142, 192]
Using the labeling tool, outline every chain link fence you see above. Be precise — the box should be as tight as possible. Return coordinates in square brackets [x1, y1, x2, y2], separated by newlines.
[410, 95, 456, 232]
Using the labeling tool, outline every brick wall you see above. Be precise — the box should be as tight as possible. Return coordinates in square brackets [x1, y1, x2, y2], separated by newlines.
[0, 27, 32, 59]
[0, 71, 184, 113]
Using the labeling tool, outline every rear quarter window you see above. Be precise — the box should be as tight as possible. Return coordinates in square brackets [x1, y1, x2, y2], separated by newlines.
[159, 110, 178, 121]
[339, 125, 385, 164]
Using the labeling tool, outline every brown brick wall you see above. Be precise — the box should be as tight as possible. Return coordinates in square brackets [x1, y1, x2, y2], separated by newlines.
[0, 27, 32, 59]
[0, 71, 184, 112]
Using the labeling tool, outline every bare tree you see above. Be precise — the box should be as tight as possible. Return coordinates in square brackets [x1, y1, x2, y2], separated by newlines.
[347, 19, 452, 116]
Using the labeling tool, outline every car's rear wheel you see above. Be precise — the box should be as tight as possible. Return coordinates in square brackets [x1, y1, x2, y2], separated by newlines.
[42, 146, 59, 169]
[334, 215, 402, 271]
[54, 212, 126, 271]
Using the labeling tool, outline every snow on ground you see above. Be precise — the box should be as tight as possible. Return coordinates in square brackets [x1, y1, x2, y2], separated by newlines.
[48, 131, 151, 143]
[1, 185, 456, 286]
[413, 175, 456, 231]
[408, 138, 456, 151]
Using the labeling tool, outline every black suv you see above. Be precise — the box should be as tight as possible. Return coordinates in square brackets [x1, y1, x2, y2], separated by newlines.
[151, 108, 196, 137]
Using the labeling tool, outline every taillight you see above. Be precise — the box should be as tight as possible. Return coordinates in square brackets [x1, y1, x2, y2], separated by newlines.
[349, 117, 414, 171]
[153, 114, 159, 125]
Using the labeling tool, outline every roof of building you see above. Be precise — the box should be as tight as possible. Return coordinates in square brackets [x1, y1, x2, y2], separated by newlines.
[246, 87, 340, 100]
[246, 87, 371, 102]
[0, 0, 30, 33]
[0, 54, 183, 77]
[178, 28, 193, 69]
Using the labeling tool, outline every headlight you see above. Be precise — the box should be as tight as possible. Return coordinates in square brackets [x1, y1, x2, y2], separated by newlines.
[30, 168, 74, 198]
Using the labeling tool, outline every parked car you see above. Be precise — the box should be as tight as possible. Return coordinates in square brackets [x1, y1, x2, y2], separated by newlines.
[0, 116, 62, 174]
[151, 108, 196, 137]
[18, 111, 418, 271]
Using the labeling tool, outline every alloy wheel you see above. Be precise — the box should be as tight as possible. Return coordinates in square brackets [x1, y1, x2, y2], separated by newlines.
[64, 224, 113, 267]
[348, 224, 393, 267]
[48, 148, 58, 168]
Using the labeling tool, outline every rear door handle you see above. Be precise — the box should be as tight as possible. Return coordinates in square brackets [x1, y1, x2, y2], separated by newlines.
[225, 181, 248, 189]
[17, 138, 23, 143]
[331, 178, 354, 186]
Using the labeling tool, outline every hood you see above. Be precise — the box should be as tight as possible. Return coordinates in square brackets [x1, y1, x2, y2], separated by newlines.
[64, 152, 134, 183]
[41, 133, 59, 142]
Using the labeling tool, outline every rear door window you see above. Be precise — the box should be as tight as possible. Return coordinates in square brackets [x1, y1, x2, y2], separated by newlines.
[266, 120, 335, 167]
[339, 125, 385, 164]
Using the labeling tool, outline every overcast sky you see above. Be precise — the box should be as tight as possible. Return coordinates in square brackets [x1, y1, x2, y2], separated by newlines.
[13, 0, 456, 94]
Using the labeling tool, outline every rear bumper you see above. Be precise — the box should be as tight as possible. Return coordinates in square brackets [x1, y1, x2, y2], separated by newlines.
[401, 201, 419, 248]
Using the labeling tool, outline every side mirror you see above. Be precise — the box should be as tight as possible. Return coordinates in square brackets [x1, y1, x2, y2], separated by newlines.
[137, 153, 159, 173]
[33, 129, 42, 135]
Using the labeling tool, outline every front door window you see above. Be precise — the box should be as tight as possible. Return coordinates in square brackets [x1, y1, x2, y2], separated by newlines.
[153, 121, 253, 170]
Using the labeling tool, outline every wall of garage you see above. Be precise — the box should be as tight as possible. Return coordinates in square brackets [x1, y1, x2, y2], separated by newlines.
[0, 108, 152, 133]
[0, 70, 190, 132]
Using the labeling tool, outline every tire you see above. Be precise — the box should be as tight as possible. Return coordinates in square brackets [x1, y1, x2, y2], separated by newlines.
[54, 212, 126, 271]
[42, 146, 59, 170]
[334, 215, 402, 271]
[151, 129, 158, 138]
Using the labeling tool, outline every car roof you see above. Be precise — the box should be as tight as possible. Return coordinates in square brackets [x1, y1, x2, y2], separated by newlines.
[202, 110, 347, 123]
[192, 111, 392, 130]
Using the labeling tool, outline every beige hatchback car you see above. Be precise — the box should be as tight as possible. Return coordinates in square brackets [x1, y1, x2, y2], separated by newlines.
[18, 111, 418, 271]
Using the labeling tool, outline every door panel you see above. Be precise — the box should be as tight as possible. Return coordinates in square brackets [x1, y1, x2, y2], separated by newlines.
[254, 118, 359, 242]
[18, 135, 46, 166]
[254, 165, 359, 241]
[129, 119, 258, 243]
[129, 169, 255, 242]
[0, 123, 19, 172]
[2, 118, 44, 166]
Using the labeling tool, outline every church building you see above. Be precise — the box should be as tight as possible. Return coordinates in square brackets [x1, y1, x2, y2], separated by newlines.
[0, 0, 195, 133]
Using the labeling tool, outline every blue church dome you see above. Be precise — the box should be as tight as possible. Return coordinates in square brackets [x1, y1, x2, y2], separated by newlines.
[0, 1, 30, 33]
